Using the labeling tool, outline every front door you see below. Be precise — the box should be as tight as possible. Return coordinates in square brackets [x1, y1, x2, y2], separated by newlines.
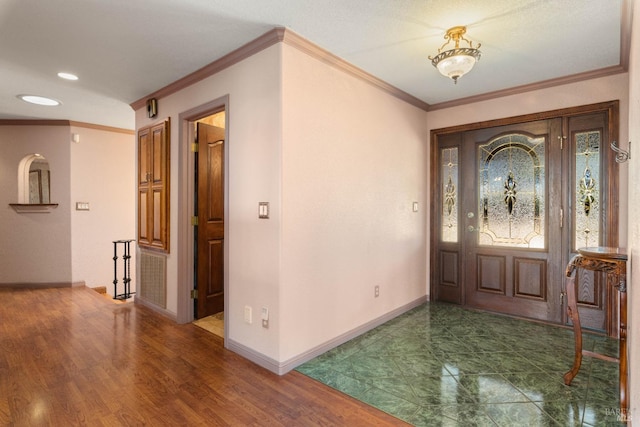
[195, 122, 225, 318]
[432, 104, 619, 329]
[462, 119, 564, 322]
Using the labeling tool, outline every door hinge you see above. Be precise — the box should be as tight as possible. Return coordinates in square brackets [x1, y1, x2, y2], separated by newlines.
[191, 216, 198, 226]
[191, 142, 199, 152]
[560, 208, 564, 228]
[191, 289, 198, 299]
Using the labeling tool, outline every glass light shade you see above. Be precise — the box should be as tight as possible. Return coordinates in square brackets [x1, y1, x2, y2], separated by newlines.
[430, 43, 481, 83]
[436, 51, 477, 81]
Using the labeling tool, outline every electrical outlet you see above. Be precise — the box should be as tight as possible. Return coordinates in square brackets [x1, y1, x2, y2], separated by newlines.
[261, 307, 269, 328]
[375, 285, 380, 298]
[244, 306, 252, 324]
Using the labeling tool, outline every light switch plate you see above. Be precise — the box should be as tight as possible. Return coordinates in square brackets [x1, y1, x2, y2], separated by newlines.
[258, 202, 269, 219]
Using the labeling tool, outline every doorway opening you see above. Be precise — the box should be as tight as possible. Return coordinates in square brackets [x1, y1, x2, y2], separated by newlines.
[176, 96, 229, 337]
[193, 111, 226, 325]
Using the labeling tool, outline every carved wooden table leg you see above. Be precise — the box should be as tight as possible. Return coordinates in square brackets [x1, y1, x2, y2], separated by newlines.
[618, 276, 628, 413]
[563, 271, 582, 385]
[563, 247, 628, 417]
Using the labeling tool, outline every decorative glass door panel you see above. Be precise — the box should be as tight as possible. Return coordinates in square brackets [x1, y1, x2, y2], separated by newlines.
[478, 134, 545, 249]
[574, 130, 601, 250]
[441, 147, 459, 243]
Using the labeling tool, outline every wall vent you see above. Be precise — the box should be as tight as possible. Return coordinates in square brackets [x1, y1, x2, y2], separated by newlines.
[139, 251, 166, 308]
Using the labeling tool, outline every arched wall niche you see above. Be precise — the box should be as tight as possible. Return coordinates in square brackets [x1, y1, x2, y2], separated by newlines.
[10, 153, 58, 212]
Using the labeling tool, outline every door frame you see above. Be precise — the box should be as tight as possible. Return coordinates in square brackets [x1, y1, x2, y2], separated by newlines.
[176, 95, 230, 331]
[430, 100, 620, 319]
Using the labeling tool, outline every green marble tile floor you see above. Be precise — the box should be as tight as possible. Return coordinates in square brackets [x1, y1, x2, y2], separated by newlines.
[296, 303, 624, 426]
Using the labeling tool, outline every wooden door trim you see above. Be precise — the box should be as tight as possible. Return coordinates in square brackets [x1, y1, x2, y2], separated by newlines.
[176, 96, 229, 326]
[431, 101, 619, 136]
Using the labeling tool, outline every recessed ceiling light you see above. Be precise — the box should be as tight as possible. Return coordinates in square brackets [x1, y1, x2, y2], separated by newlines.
[17, 94, 61, 106]
[57, 72, 78, 81]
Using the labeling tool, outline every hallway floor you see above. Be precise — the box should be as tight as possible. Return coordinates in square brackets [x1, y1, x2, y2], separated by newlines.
[297, 302, 624, 426]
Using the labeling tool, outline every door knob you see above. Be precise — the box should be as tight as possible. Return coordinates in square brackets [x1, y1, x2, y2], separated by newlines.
[468, 225, 476, 232]
[467, 212, 475, 218]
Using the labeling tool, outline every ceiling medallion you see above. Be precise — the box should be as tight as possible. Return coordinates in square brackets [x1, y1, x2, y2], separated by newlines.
[429, 26, 481, 84]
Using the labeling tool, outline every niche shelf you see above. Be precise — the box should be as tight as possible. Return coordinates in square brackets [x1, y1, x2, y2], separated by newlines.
[9, 203, 59, 213]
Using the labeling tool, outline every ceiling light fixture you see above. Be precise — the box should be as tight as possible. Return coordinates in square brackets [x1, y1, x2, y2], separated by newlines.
[57, 72, 79, 81]
[17, 94, 61, 106]
[429, 26, 481, 84]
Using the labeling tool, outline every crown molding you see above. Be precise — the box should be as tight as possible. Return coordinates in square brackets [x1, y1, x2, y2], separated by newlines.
[130, 28, 285, 111]
[428, 65, 626, 112]
[130, 27, 430, 112]
[0, 119, 133, 134]
[68, 121, 135, 134]
[280, 30, 430, 111]
[0, 119, 71, 126]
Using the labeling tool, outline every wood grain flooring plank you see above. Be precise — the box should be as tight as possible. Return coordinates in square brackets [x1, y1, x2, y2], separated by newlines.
[0, 287, 407, 426]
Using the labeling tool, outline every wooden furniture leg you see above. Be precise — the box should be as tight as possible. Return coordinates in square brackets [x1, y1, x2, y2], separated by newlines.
[563, 273, 583, 386]
[618, 277, 628, 413]
[563, 248, 628, 419]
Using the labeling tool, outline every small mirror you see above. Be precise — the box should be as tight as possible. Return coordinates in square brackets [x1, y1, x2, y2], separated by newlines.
[29, 157, 50, 204]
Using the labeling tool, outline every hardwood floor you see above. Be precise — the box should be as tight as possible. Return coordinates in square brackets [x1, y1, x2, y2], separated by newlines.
[0, 287, 406, 426]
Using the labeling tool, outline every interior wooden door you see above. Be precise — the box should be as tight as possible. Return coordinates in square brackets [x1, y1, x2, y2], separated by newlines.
[195, 123, 225, 318]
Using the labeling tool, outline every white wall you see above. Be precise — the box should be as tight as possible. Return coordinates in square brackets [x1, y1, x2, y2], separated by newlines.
[70, 126, 136, 295]
[280, 44, 428, 362]
[0, 125, 72, 284]
[134, 39, 429, 366]
[626, 0, 639, 417]
[135, 44, 284, 359]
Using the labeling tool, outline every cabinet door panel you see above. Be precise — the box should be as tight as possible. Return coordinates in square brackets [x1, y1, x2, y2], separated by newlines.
[137, 118, 170, 252]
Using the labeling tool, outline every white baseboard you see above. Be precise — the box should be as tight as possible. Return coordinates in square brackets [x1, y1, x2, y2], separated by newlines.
[0, 281, 85, 288]
[135, 296, 178, 322]
[228, 295, 428, 375]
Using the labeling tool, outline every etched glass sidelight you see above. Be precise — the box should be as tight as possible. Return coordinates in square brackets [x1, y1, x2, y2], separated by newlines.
[441, 147, 459, 243]
[574, 131, 600, 249]
[478, 134, 545, 248]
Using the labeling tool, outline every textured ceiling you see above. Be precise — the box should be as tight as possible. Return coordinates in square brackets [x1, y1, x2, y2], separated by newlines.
[0, 0, 628, 129]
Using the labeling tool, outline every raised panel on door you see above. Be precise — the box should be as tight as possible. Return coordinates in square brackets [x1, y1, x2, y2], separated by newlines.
[476, 254, 505, 295]
[138, 188, 150, 246]
[138, 128, 150, 185]
[151, 123, 165, 185]
[151, 188, 164, 247]
[438, 250, 460, 303]
[514, 257, 546, 300]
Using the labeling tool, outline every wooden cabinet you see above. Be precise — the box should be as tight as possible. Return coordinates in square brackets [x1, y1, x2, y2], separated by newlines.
[138, 119, 170, 252]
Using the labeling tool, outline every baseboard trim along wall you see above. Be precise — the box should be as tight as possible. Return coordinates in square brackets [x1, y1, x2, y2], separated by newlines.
[135, 296, 178, 322]
[228, 295, 428, 375]
[0, 281, 85, 288]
